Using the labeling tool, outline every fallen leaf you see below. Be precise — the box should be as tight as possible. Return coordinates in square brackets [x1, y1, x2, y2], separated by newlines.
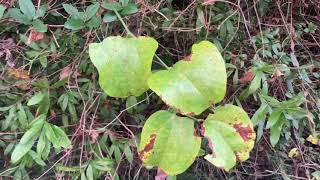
[272, 69, 284, 78]
[239, 70, 254, 83]
[7, 67, 31, 80]
[27, 29, 45, 45]
[50, 110, 57, 119]
[89, 130, 99, 143]
[59, 66, 72, 80]
[202, 0, 217, 5]
[307, 135, 319, 145]
[288, 148, 300, 158]
[15, 80, 31, 90]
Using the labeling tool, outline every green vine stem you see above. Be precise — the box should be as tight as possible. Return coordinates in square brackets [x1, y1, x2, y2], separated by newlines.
[114, 10, 169, 70]
[114, 10, 135, 37]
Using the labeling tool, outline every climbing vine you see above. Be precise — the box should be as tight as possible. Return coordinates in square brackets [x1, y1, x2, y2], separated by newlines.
[89, 36, 256, 175]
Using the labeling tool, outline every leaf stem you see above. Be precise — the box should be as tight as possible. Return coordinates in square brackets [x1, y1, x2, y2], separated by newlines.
[114, 10, 170, 70]
[114, 10, 135, 37]
[155, 55, 170, 69]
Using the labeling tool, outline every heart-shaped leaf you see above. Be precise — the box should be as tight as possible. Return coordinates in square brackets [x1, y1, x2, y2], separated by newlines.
[89, 36, 158, 98]
[148, 41, 226, 115]
[203, 104, 255, 171]
[139, 110, 201, 175]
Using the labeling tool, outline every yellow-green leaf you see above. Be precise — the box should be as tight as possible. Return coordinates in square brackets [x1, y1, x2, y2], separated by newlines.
[89, 36, 158, 98]
[203, 104, 255, 171]
[148, 41, 226, 115]
[139, 110, 201, 175]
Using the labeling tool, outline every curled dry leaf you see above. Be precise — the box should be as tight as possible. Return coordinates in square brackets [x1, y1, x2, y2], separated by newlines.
[15, 80, 31, 90]
[27, 29, 45, 45]
[288, 148, 300, 158]
[272, 69, 284, 77]
[59, 66, 72, 80]
[307, 135, 319, 145]
[89, 130, 99, 143]
[239, 70, 255, 83]
[7, 67, 31, 80]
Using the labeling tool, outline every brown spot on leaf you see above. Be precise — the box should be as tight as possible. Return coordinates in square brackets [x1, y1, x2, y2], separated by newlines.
[207, 139, 216, 158]
[233, 123, 253, 141]
[139, 134, 157, 161]
[184, 54, 192, 61]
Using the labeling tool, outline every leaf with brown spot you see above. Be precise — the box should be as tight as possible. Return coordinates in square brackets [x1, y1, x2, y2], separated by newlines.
[148, 41, 226, 115]
[139, 110, 201, 175]
[203, 104, 255, 171]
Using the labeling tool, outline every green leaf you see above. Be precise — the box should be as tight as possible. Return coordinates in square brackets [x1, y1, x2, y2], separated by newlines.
[148, 41, 226, 115]
[120, 3, 138, 15]
[89, 36, 158, 98]
[86, 164, 94, 180]
[32, 19, 47, 32]
[139, 110, 201, 175]
[120, 0, 129, 6]
[19, 0, 36, 19]
[27, 92, 45, 106]
[86, 16, 100, 28]
[17, 103, 28, 129]
[101, 2, 123, 11]
[251, 103, 268, 126]
[44, 123, 59, 147]
[11, 115, 45, 163]
[85, 3, 100, 21]
[240, 71, 263, 99]
[63, 4, 81, 19]
[35, 4, 48, 18]
[270, 115, 285, 146]
[28, 150, 46, 166]
[312, 171, 320, 180]
[203, 104, 255, 171]
[126, 96, 137, 114]
[103, 13, 117, 23]
[36, 130, 46, 158]
[64, 18, 85, 30]
[9, 8, 31, 24]
[0, 5, 5, 19]
[124, 145, 133, 163]
[91, 158, 114, 171]
[52, 125, 71, 148]
[266, 109, 282, 129]
[42, 139, 51, 159]
[39, 56, 48, 67]
[38, 91, 50, 115]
